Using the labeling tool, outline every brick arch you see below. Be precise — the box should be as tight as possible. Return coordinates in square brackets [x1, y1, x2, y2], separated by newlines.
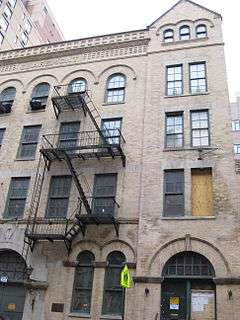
[149, 236, 231, 278]
[61, 69, 96, 85]
[101, 239, 136, 263]
[97, 64, 137, 83]
[70, 239, 101, 261]
[25, 74, 59, 90]
[0, 79, 24, 91]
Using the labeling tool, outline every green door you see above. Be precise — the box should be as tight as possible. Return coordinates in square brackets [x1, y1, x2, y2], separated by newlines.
[0, 285, 27, 320]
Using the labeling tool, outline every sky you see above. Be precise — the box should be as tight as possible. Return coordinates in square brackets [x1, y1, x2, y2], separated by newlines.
[47, 0, 239, 102]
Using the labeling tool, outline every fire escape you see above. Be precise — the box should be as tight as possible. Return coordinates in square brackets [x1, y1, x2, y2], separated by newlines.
[24, 86, 126, 253]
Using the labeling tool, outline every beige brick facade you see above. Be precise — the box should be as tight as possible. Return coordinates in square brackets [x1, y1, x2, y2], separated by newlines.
[0, 1, 239, 319]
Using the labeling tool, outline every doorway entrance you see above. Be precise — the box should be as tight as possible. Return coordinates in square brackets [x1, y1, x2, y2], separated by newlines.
[0, 250, 27, 320]
[160, 251, 216, 320]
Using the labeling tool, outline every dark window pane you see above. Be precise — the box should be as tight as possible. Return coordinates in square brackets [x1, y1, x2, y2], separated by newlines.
[164, 170, 184, 217]
[18, 126, 41, 158]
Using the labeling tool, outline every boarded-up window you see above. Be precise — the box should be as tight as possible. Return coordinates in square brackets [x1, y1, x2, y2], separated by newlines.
[92, 174, 117, 215]
[46, 176, 72, 218]
[164, 170, 184, 217]
[191, 168, 213, 216]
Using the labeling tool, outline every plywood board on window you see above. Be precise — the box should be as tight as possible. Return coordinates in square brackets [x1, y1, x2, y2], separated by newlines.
[191, 168, 213, 216]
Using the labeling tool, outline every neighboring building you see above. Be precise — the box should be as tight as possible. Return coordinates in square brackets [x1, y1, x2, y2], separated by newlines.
[0, 0, 63, 50]
[0, 1, 239, 320]
[231, 97, 240, 160]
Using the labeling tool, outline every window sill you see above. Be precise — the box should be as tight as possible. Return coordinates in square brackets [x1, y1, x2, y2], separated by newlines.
[163, 146, 216, 152]
[0, 113, 11, 117]
[15, 157, 36, 161]
[102, 102, 125, 106]
[161, 216, 216, 221]
[68, 313, 91, 318]
[100, 315, 122, 320]
[164, 92, 209, 99]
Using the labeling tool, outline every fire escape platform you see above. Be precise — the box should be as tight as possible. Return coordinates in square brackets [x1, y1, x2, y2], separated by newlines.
[52, 92, 87, 118]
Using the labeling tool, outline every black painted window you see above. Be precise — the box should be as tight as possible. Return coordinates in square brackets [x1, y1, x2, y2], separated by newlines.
[31, 82, 50, 109]
[166, 65, 183, 96]
[180, 25, 190, 40]
[102, 251, 125, 316]
[92, 174, 117, 216]
[4, 177, 30, 218]
[189, 62, 207, 93]
[17, 125, 41, 159]
[71, 251, 95, 314]
[46, 176, 72, 218]
[0, 87, 16, 113]
[105, 74, 126, 104]
[196, 24, 207, 38]
[164, 170, 184, 217]
[163, 29, 174, 42]
[191, 110, 209, 147]
[166, 113, 183, 148]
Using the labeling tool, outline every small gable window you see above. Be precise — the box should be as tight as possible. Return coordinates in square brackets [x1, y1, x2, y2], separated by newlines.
[163, 29, 174, 43]
[30, 82, 50, 110]
[0, 87, 16, 114]
[68, 78, 87, 94]
[180, 25, 190, 40]
[196, 24, 207, 38]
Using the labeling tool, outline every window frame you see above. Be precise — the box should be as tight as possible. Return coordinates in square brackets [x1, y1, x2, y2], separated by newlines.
[17, 125, 41, 159]
[58, 121, 80, 150]
[3, 4, 12, 20]
[8, 0, 17, 9]
[232, 119, 240, 131]
[101, 118, 122, 145]
[190, 110, 210, 148]
[0, 128, 6, 147]
[0, 14, 9, 32]
[45, 175, 72, 218]
[30, 82, 50, 109]
[163, 29, 174, 43]
[102, 251, 126, 316]
[179, 25, 190, 40]
[71, 251, 95, 315]
[189, 62, 207, 94]
[105, 73, 126, 104]
[166, 64, 183, 96]
[68, 78, 87, 94]
[234, 144, 240, 154]
[165, 112, 184, 149]
[4, 177, 30, 219]
[196, 24, 207, 38]
[163, 169, 185, 217]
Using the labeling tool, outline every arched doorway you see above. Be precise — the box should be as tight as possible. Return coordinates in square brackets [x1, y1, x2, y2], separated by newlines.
[161, 251, 216, 320]
[0, 250, 27, 320]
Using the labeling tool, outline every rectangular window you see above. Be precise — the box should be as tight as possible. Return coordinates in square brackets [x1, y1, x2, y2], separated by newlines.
[58, 122, 80, 149]
[164, 170, 184, 217]
[92, 174, 117, 216]
[0, 31, 4, 43]
[165, 113, 183, 148]
[0, 128, 5, 147]
[234, 144, 240, 154]
[24, 20, 32, 34]
[17, 125, 41, 159]
[0, 15, 9, 32]
[21, 32, 28, 45]
[191, 168, 213, 216]
[101, 118, 122, 144]
[166, 65, 183, 96]
[232, 120, 240, 131]
[191, 110, 209, 147]
[46, 176, 72, 218]
[4, 177, 30, 218]
[3, 5, 12, 19]
[189, 62, 207, 93]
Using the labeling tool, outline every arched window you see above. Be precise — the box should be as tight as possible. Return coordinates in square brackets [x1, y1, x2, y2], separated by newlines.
[102, 251, 126, 316]
[68, 78, 87, 94]
[162, 252, 215, 278]
[105, 74, 126, 104]
[30, 82, 50, 110]
[196, 24, 207, 38]
[0, 250, 27, 280]
[179, 25, 190, 40]
[71, 251, 95, 314]
[163, 29, 174, 42]
[0, 87, 16, 113]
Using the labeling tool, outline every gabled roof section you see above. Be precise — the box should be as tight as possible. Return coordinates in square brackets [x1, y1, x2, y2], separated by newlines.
[148, 0, 222, 28]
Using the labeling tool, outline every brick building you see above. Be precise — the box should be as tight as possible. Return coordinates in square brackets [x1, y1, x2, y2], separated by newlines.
[0, 0, 63, 50]
[0, 0, 239, 319]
